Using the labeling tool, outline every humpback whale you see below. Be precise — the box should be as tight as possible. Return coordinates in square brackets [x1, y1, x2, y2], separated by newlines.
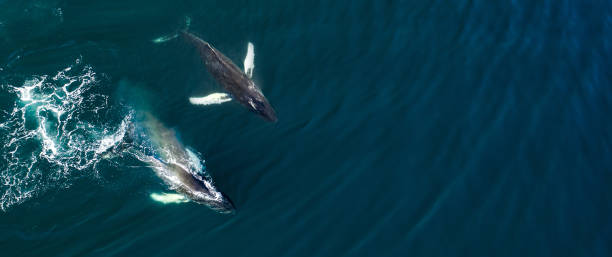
[181, 31, 278, 122]
[108, 80, 233, 213]
[130, 113, 235, 213]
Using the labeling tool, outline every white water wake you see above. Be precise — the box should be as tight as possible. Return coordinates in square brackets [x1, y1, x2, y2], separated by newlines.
[0, 58, 127, 211]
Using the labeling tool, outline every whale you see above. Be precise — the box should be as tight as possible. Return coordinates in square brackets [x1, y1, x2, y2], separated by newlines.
[107, 80, 234, 213]
[180, 31, 278, 122]
[127, 113, 235, 213]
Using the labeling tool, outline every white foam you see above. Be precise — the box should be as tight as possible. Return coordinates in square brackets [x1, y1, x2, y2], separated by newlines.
[0, 59, 120, 211]
[150, 192, 189, 204]
[15, 78, 44, 102]
[186, 148, 203, 173]
[243, 42, 255, 78]
[38, 119, 58, 156]
[189, 93, 231, 106]
[95, 115, 131, 154]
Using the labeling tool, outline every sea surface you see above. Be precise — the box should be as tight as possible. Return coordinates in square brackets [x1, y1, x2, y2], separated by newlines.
[0, 1, 611, 256]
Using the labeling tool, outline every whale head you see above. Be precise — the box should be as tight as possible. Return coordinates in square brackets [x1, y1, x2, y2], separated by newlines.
[201, 192, 236, 214]
[165, 163, 236, 214]
[188, 183, 235, 214]
[246, 94, 277, 122]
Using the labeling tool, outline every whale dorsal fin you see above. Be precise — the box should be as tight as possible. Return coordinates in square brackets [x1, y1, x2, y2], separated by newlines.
[243, 42, 255, 78]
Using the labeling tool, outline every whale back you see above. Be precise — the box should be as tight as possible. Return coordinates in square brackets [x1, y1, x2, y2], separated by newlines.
[166, 162, 210, 195]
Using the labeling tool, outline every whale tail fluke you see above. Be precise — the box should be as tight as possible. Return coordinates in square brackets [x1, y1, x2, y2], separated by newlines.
[152, 34, 178, 44]
[152, 16, 191, 44]
[183, 16, 191, 31]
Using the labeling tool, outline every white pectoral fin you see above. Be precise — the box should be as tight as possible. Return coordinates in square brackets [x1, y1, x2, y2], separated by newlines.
[243, 42, 255, 78]
[150, 192, 190, 204]
[189, 93, 232, 106]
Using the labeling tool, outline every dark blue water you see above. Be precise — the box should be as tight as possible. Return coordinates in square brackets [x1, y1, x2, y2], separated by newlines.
[1, 1, 611, 256]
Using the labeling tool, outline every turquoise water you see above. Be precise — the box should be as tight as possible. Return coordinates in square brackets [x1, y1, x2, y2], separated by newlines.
[1, 1, 611, 256]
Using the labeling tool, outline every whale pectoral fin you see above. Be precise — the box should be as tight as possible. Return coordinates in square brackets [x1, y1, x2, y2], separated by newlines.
[243, 42, 255, 78]
[189, 93, 232, 106]
[150, 192, 190, 204]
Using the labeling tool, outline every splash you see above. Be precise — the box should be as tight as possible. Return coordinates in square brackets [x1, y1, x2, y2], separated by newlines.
[95, 117, 131, 155]
[0, 58, 126, 211]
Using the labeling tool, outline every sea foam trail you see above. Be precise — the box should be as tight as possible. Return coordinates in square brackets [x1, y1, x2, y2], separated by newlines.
[0, 58, 125, 211]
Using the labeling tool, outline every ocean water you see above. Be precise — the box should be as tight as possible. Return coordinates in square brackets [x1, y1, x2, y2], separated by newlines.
[1, 0, 611, 256]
